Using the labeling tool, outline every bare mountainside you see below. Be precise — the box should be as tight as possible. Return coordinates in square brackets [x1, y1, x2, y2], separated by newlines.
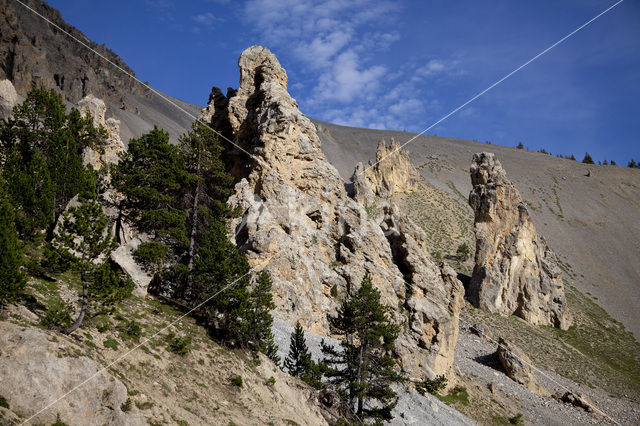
[0, 0, 201, 142]
[315, 120, 640, 338]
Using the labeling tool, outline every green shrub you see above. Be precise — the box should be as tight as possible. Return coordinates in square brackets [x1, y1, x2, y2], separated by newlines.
[133, 241, 168, 272]
[90, 261, 134, 305]
[93, 315, 112, 332]
[40, 243, 76, 274]
[116, 319, 143, 341]
[509, 413, 523, 425]
[40, 300, 73, 330]
[439, 385, 469, 406]
[456, 243, 471, 261]
[416, 374, 447, 395]
[165, 332, 192, 356]
[265, 376, 276, 387]
[330, 284, 338, 298]
[120, 397, 132, 412]
[230, 375, 243, 387]
[103, 337, 119, 350]
[135, 400, 154, 410]
[0, 395, 9, 409]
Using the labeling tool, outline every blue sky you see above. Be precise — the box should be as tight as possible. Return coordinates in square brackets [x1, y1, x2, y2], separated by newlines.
[47, 0, 640, 164]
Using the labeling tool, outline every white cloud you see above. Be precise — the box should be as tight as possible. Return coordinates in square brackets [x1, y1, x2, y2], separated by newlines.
[192, 12, 219, 28]
[389, 98, 423, 116]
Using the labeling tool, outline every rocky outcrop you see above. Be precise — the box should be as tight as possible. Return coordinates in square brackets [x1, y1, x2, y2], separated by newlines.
[553, 391, 603, 417]
[0, 78, 18, 120]
[77, 94, 125, 169]
[0, 0, 148, 106]
[496, 337, 548, 396]
[0, 321, 145, 425]
[468, 152, 570, 329]
[199, 46, 463, 381]
[352, 139, 419, 206]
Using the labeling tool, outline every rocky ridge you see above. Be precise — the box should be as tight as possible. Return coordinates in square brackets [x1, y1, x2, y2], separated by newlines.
[468, 152, 570, 329]
[199, 45, 464, 381]
[352, 138, 419, 206]
[77, 93, 125, 170]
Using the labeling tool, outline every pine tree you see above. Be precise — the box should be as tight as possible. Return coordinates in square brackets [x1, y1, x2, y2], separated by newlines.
[285, 321, 312, 377]
[191, 219, 252, 342]
[0, 88, 104, 231]
[611, 160, 617, 166]
[0, 188, 25, 309]
[628, 159, 637, 168]
[53, 195, 113, 334]
[244, 271, 280, 364]
[178, 121, 236, 271]
[582, 152, 595, 164]
[112, 126, 196, 265]
[516, 142, 524, 149]
[570, 154, 577, 161]
[285, 320, 323, 388]
[3, 147, 54, 237]
[321, 273, 404, 421]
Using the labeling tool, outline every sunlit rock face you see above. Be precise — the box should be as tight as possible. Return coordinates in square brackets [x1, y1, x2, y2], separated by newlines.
[199, 45, 465, 380]
[468, 152, 570, 329]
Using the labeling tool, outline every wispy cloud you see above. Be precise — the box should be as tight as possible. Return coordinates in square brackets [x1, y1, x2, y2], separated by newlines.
[244, 0, 411, 127]
[192, 12, 221, 31]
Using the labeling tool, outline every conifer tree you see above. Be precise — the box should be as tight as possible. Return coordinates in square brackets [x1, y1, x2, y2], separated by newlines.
[245, 271, 280, 364]
[0, 88, 104, 231]
[321, 273, 404, 421]
[285, 321, 312, 377]
[285, 320, 324, 388]
[54, 195, 113, 334]
[570, 154, 577, 161]
[112, 126, 196, 266]
[178, 121, 235, 270]
[0, 187, 25, 309]
[516, 142, 524, 149]
[629, 159, 638, 168]
[582, 152, 595, 164]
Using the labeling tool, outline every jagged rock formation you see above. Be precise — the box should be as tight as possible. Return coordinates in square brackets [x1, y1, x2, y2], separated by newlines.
[0, 321, 145, 425]
[352, 138, 419, 206]
[199, 45, 463, 380]
[0, 78, 18, 120]
[496, 337, 548, 396]
[468, 152, 570, 329]
[77, 94, 125, 169]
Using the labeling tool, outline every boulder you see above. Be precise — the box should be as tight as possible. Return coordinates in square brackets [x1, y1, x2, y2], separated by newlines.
[195, 46, 464, 381]
[0, 78, 18, 120]
[552, 391, 603, 416]
[496, 337, 548, 396]
[468, 152, 570, 329]
[0, 321, 145, 425]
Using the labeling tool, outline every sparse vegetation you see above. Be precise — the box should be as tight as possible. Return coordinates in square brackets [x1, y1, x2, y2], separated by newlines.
[230, 375, 243, 387]
[103, 337, 119, 351]
[416, 374, 447, 395]
[164, 332, 192, 356]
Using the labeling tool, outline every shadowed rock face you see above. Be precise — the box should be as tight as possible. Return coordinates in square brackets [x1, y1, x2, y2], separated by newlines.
[199, 45, 464, 380]
[468, 152, 570, 329]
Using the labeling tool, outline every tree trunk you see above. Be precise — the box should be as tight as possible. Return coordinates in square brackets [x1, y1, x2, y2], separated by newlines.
[64, 282, 88, 335]
[356, 343, 365, 415]
[187, 146, 202, 271]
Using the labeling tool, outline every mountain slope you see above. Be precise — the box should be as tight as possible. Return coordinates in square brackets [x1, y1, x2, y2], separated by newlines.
[0, 0, 200, 142]
[316, 120, 640, 339]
